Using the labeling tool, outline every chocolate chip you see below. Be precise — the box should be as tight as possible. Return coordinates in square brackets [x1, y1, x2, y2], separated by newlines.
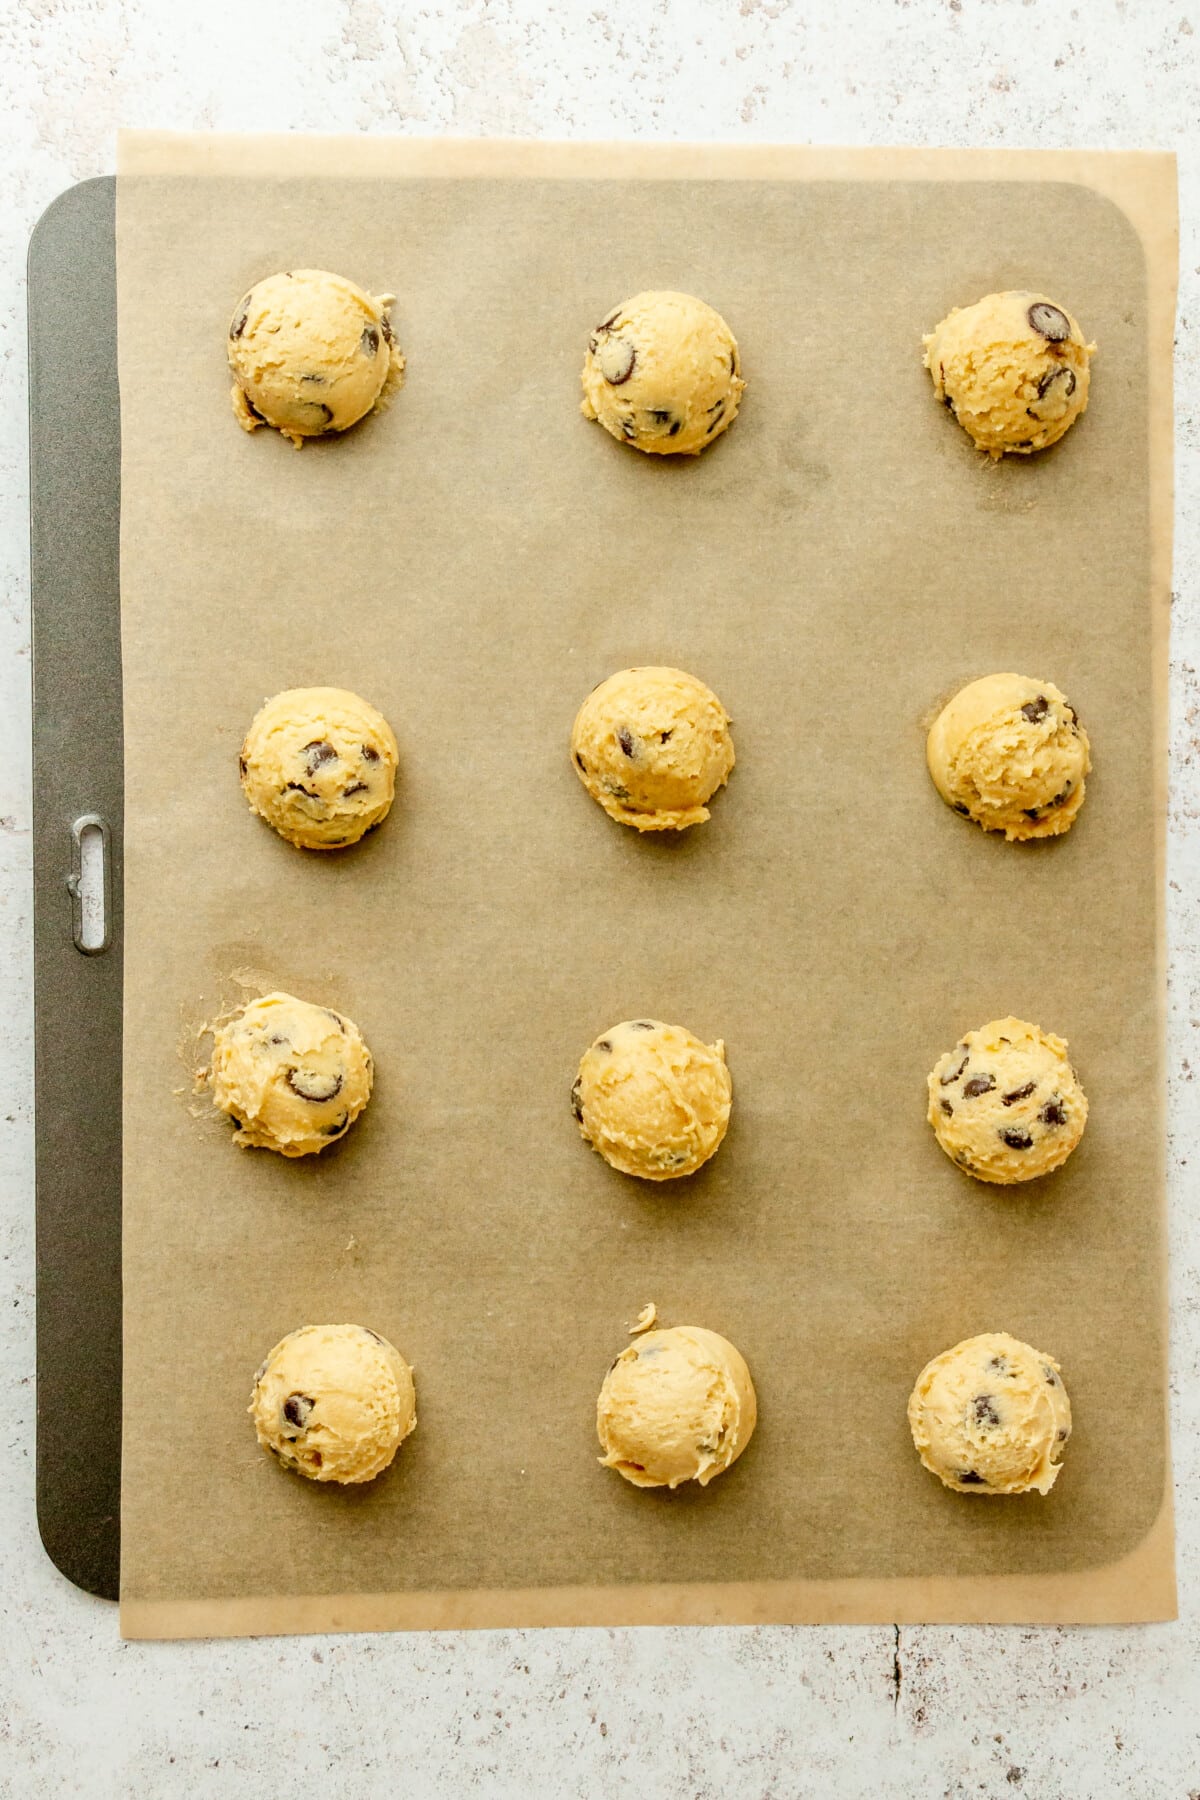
[1040, 1099, 1067, 1127]
[244, 395, 266, 423]
[631, 1021, 655, 1031]
[999, 1128, 1034, 1150]
[596, 336, 636, 385]
[973, 1394, 1001, 1427]
[343, 781, 368, 798]
[668, 420, 682, 437]
[238, 755, 248, 778]
[940, 1049, 969, 1086]
[230, 307, 249, 340]
[381, 314, 394, 345]
[304, 740, 338, 775]
[988, 1355, 1010, 1374]
[1028, 301, 1070, 342]
[267, 1034, 288, 1047]
[313, 402, 334, 425]
[570, 1078, 583, 1122]
[325, 1010, 344, 1029]
[596, 1039, 612, 1053]
[648, 408, 672, 425]
[282, 1393, 314, 1430]
[1021, 695, 1049, 724]
[1002, 1081, 1036, 1106]
[620, 418, 637, 441]
[1057, 1427, 1069, 1441]
[363, 1328, 384, 1343]
[605, 780, 631, 802]
[1024, 807, 1042, 821]
[963, 1074, 996, 1098]
[953, 802, 971, 816]
[283, 782, 318, 797]
[617, 727, 636, 759]
[597, 308, 621, 332]
[959, 1470, 987, 1485]
[1042, 1364, 1059, 1386]
[729, 349, 738, 376]
[362, 744, 380, 763]
[705, 405, 726, 435]
[575, 752, 587, 772]
[1036, 364, 1076, 400]
[1049, 785, 1072, 808]
[361, 324, 380, 356]
[321, 1114, 349, 1137]
[300, 372, 327, 386]
[940, 1099, 953, 1116]
[660, 730, 673, 743]
[287, 1068, 344, 1103]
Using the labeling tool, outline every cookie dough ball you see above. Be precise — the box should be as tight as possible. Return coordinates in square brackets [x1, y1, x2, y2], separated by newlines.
[573, 1019, 732, 1181]
[210, 991, 373, 1157]
[929, 1016, 1087, 1184]
[571, 667, 734, 832]
[581, 290, 745, 456]
[250, 1324, 416, 1483]
[927, 674, 1091, 841]
[228, 269, 404, 448]
[923, 290, 1094, 457]
[240, 687, 398, 850]
[908, 1332, 1071, 1495]
[597, 1325, 757, 1489]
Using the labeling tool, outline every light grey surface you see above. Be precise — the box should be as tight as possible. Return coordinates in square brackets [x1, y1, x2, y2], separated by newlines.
[1, 2, 1197, 1795]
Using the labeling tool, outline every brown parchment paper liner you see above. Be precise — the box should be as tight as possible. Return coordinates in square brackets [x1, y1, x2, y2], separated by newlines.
[115, 135, 1177, 1638]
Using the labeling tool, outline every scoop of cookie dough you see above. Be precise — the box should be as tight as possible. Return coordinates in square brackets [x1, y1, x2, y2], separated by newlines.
[571, 667, 734, 832]
[240, 686, 398, 850]
[923, 290, 1094, 457]
[927, 673, 1091, 841]
[908, 1331, 1071, 1495]
[249, 1323, 416, 1483]
[228, 269, 404, 448]
[574, 1018, 732, 1181]
[210, 991, 373, 1157]
[928, 1016, 1087, 1184]
[581, 290, 745, 456]
[597, 1325, 757, 1489]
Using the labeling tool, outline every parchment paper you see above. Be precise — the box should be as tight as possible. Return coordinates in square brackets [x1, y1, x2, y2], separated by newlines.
[115, 136, 1177, 1636]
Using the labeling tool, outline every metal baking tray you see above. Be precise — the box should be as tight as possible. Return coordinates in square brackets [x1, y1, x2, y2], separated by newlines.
[29, 176, 122, 1600]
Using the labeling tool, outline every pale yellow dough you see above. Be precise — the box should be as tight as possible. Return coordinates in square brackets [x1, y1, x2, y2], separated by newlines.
[228, 269, 404, 447]
[923, 289, 1094, 457]
[581, 290, 745, 455]
[928, 1016, 1087, 1185]
[210, 991, 373, 1157]
[926, 673, 1091, 841]
[571, 667, 734, 832]
[908, 1331, 1071, 1495]
[240, 686, 398, 850]
[597, 1325, 757, 1489]
[249, 1324, 416, 1484]
[573, 1019, 732, 1181]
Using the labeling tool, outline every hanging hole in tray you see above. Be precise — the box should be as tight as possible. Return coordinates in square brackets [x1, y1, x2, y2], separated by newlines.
[67, 814, 111, 954]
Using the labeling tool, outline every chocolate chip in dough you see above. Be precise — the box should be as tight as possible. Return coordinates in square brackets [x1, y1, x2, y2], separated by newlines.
[999, 1127, 1034, 1150]
[1028, 302, 1070, 342]
[287, 1068, 344, 1104]
[1021, 696, 1050, 724]
[963, 1074, 996, 1099]
[1002, 1081, 1037, 1106]
[596, 336, 636, 385]
[282, 1393, 314, 1430]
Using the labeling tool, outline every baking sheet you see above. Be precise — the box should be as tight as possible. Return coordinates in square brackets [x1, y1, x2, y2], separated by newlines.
[115, 135, 1177, 1635]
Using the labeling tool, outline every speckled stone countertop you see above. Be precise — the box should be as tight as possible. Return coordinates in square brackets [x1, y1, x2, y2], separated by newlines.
[1, 3, 1197, 1794]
